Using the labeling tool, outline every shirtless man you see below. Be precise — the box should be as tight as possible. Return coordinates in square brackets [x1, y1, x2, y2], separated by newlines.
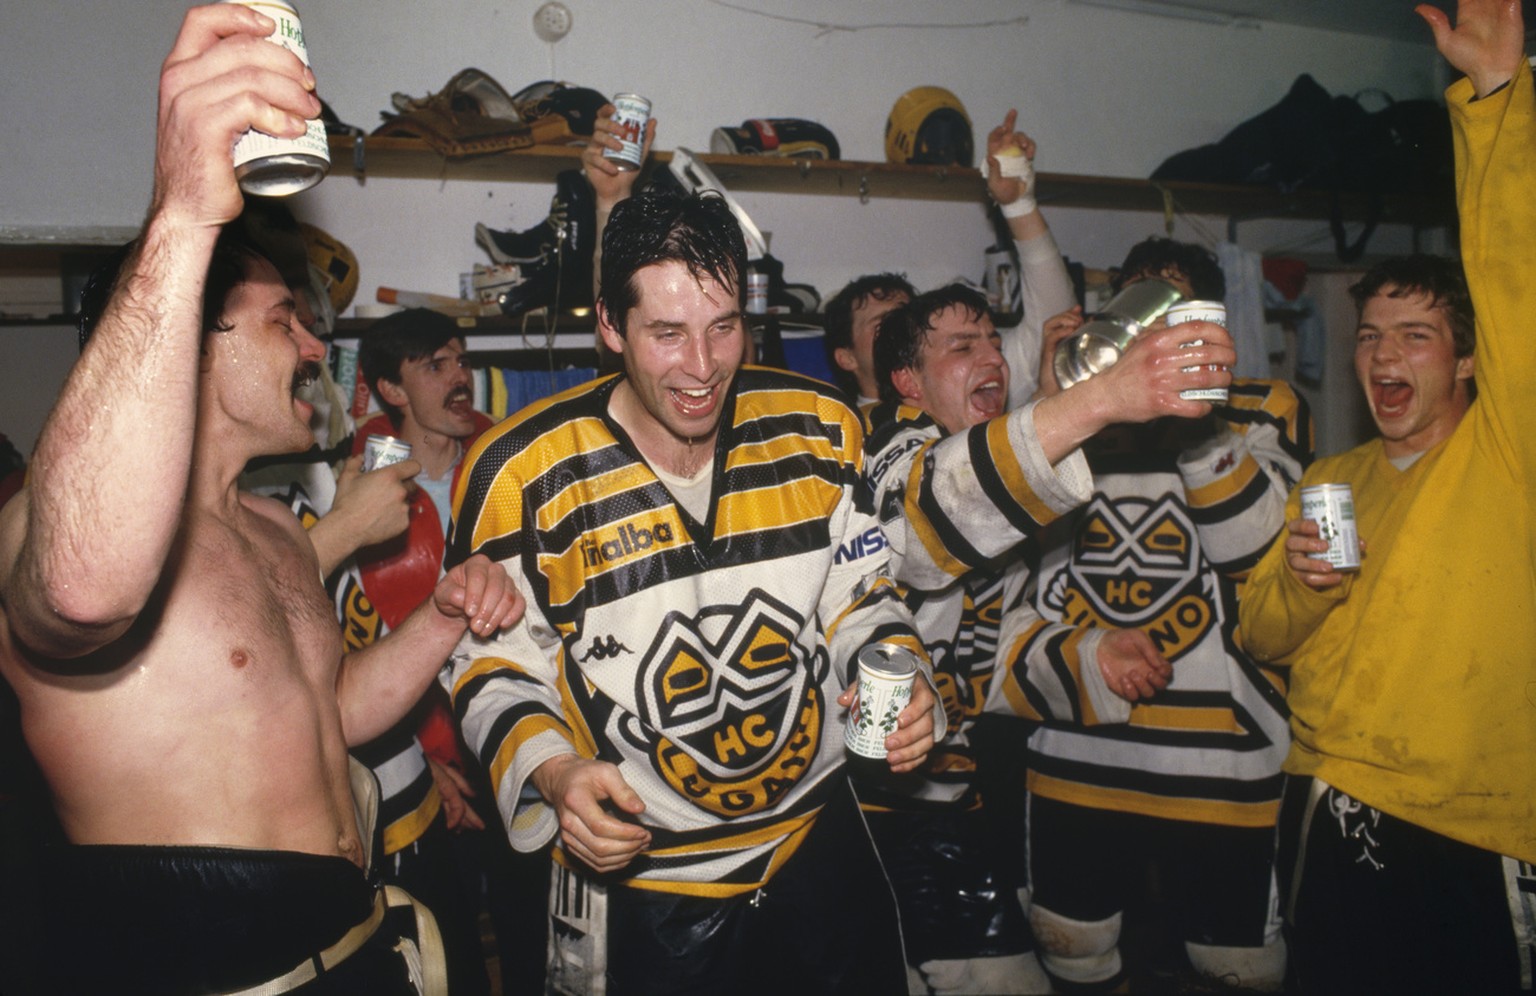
[0, 7, 521, 993]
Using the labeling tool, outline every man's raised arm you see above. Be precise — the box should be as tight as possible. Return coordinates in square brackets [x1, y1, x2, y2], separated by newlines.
[0, 5, 320, 659]
[1423, 0, 1536, 480]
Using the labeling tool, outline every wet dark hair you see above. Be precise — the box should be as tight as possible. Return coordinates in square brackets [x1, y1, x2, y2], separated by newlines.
[76, 227, 269, 352]
[358, 308, 467, 423]
[1112, 237, 1226, 301]
[598, 189, 746, 336]
[1349, 254, 1475, 360]
[238, 198, 309, 291]
[822, 273, 915, 399]
[872, 283, 991, 406]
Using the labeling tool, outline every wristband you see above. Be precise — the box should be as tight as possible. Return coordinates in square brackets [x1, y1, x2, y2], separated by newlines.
[993, 151, 1036, 217]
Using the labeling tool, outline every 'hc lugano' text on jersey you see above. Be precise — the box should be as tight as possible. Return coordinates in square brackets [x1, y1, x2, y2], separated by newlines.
[442, 368, 930, 896]
[1021, 381, 1310, 828]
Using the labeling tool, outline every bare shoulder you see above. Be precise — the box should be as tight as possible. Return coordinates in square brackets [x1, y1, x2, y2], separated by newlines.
[241, 489, 307, 534]
[240, 490, 318, 558]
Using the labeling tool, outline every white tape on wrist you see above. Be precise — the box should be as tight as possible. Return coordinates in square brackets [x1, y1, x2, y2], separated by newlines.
[994, 152, 1036, 217]
[1001, 196, 1038, 218]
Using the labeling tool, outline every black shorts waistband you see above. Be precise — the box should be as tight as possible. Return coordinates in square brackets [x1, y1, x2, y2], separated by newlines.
[21, 843, 376, 995]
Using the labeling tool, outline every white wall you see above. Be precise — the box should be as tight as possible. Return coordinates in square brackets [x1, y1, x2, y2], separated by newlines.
[1, 0, 1452, 454]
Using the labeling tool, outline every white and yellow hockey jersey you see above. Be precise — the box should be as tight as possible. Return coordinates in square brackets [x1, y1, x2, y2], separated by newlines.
[863, 397, 1107, 809]
[1019, 380, 1311, 827]
[443, 368, 934, 896]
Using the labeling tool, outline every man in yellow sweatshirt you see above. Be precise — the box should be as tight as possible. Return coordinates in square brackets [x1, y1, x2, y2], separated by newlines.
[1238, 2, 1536, 992]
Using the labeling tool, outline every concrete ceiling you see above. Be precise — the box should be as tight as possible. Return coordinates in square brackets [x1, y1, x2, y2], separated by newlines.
[1071, 0, 1534, 45]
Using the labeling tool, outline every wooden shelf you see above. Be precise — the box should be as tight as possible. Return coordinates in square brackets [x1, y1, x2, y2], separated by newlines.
[327, 135, 1452, 228]
[1038, 174, 1452, 229]
[328, 136, 988, 201]
[0, 140, 1449, 251]
[0, 139, 1450, 330]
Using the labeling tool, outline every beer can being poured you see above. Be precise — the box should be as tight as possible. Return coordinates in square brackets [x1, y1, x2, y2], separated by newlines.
[224, 0, 331, 196]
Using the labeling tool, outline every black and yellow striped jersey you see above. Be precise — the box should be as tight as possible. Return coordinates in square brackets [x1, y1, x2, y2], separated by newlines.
[443, 368, 931, 896]
[1018, 379, 1312, 828]
[861, 398, 1104, 810]
[864, 398, 1095, 595]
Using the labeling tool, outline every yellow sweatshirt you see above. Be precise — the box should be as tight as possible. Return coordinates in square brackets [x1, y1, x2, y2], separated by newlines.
[1238, 63, 1536, 864]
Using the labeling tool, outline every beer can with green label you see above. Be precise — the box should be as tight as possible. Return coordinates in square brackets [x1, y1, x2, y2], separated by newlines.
[224, 0, 330, 196]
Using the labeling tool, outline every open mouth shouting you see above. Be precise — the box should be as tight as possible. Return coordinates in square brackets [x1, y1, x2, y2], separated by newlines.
[292, 361, 319, 418]
[971, 376, 1007, 421]
[444, 386, 473, 418]
[1371, 377, 1413, 421]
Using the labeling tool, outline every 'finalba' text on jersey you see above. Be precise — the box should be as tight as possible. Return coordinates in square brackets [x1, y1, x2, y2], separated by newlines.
[443, 368, 929, 896]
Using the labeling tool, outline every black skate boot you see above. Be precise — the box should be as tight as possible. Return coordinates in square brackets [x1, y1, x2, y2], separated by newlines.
[476, 169, 595, 314]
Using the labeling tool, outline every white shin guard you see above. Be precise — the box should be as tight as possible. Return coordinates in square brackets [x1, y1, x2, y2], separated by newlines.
[917, 953, 1053, 995]
[1185, 938, 1288, 992]
[1028, 905, 1123, 986]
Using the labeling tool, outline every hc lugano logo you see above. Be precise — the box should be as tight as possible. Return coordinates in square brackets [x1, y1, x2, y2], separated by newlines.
[1047, 495, 1215, 660]
[633, 590, 827, 817]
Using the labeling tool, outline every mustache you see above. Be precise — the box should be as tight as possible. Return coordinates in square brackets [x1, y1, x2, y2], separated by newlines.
[444, 386, 472, 405]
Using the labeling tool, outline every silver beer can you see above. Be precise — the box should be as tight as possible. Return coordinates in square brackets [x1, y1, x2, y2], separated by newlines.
[224, 0, 331, 196]
[1166, 300, 1229, 404]
[845, 644, 919, 760]
[746, 271, 769, 314]
[1053, 279, 1184, 389]
[1300, 483, 1361, 572]
[604, 93, 652, 172]
[362, 434, 413, 473]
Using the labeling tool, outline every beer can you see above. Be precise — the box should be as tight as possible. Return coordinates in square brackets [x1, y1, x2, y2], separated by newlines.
[746, 271, 769, 314]
[983, 246, 1020, 314]
[1300, 483, 1361, 572]
[603, 93, 652, 171]
[1167, 300, 1229, 403]
[362, 434, 412, 473]
[224, 0, 330, 196]
[1053, 279, 1184, 389]
[845, 644, 919, 760]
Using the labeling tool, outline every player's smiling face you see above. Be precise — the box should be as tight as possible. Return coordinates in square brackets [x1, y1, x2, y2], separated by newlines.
[203, 255, 326, 456]
[1354, 286, 1474, 459]
[599, 259, 746, 459]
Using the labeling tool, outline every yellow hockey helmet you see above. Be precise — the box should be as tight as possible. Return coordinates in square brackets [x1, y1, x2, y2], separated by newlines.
[298, 223, 359, 315]
[885, 86, 974, 167]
